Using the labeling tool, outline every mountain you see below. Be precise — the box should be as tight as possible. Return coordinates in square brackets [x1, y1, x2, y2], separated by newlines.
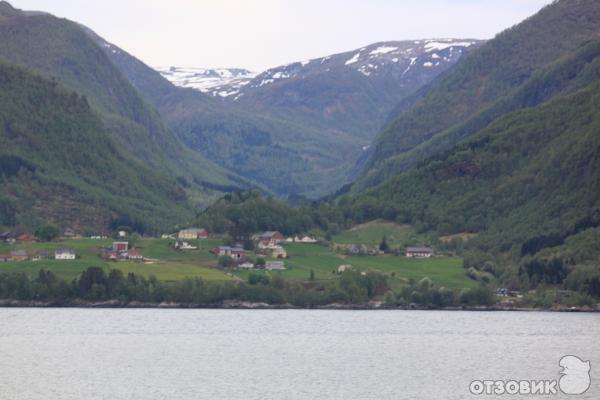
[155, 67, 257, 98]
[0, 60, 189, 232]
[0, 1, 258, 232]
[354, 0, 600, 190]
[0, 1, 250, 204]
[123, 39, 481, 197]
[333, 0, 600, 278]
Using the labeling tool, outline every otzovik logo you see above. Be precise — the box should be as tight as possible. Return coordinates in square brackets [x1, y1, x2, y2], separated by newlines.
[469, 355, 591, 396]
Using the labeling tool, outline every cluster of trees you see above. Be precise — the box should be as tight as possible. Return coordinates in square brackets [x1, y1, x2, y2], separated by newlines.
[383, 277, 495, 307]
[0, 266, 499, 308]
[0, 267, 391, 307]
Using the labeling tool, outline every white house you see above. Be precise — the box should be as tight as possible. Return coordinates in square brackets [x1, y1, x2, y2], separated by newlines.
[265, 261, 286, 270]
[238, 262, 254, 269]
[405, 247, 434, 258]
[55, 248, 76, 260]
[295, 235, 317, 243]
[178, 228, 208, 240]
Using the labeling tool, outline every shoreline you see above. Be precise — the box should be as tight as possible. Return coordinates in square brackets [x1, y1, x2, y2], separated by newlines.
[0, 299, 597, 312]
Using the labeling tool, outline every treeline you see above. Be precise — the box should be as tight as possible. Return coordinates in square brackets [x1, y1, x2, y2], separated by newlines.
[0, 267, 499, 307]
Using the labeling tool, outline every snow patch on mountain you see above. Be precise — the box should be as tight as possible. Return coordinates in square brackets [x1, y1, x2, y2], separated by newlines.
[156, 39, 480, 98]
[155, 67, 257, 97]
[345, 52, 361, 65]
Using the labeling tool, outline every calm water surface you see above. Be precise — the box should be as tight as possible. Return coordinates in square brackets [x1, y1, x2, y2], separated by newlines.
[0, 309, 598, 400]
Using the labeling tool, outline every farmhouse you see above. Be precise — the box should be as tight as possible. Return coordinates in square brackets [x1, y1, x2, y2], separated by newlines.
[31, 250, 50, 261]
[178, 228, 208, 240]
[295, 235, 317, 243]
[238, 262, 254, 269]
[16, 233, 34, 243]
[54, 248, 76, 260]
[125, 249, 143, 261]
[215, 246, 246, 259]
[257, 231, 284, 247]
[112, 241, 129, 252]
[405, 246, 434, 258]
[265, 261, 285, 270]
[10, 250, 29, 262]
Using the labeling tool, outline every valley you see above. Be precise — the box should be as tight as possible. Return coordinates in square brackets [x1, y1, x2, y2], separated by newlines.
[0, 0, 598, 309]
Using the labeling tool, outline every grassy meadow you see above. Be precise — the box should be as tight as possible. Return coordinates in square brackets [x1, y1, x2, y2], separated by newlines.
[0, 221, 474, 288]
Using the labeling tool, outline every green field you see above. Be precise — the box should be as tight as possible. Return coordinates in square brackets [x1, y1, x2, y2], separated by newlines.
[0, 223, 473, 288]
[0, 238, 234, 282]
[241, 241, 475, 288]
[332, 220, 429, 247]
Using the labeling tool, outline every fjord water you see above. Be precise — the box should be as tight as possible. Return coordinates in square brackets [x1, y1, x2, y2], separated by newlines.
[0, 309, 597, 400]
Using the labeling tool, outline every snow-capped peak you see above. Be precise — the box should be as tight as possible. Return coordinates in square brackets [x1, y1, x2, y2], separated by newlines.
[155, 66, 258, 97]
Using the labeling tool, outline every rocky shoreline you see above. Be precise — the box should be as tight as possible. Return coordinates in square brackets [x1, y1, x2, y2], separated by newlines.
[0, 299, 598, 312]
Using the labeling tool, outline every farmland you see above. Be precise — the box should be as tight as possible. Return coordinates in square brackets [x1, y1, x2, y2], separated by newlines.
[0, 221, 473, 288]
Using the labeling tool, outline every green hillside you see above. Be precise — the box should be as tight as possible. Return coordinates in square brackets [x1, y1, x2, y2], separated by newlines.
[0, 1, 248, 202]
[357, 0, 600, 190]
[0, 61, 190, 232]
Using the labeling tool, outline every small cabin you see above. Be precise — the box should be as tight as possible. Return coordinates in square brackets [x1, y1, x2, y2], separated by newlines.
[55, 248, 76, 260]
[405, 246, 434, 258]
[265, 261, 285, 270]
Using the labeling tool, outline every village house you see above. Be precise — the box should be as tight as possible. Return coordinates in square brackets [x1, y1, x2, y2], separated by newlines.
[0, 231, 11, 243]
[54, 248, 76, 260]
[178, 228, 208, 240]
[118, 230, 127, 238]
[256, 231, 284, 247]
[295, 235, 318, 243]
[124, 249, 143, 261]
[265, 261, 286, 270]
[257, 240, 279, 250]
[16, 233, 34, 243]
[174, 240, 197, 250]
[271, 246, 287, 259]
[10, 250, 29, 262]
[112, 241, 129, 252]
[31, 250, 50, 261]
[405, 246, 434, 258]
[214, 246, 246, 260]
[0, 253, 10, 262]
[346, 244, 368, 255]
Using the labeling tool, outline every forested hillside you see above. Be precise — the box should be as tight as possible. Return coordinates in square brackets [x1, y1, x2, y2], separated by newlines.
[0, 1, 248, 201]
[0, 61, 190, 232]
[356, 0, 600, 190]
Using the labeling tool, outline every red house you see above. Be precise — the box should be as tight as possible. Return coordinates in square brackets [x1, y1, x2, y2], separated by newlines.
[17, 233, 34, 243]
[112, 242, 129, 252]
[214, 246, 246, 259]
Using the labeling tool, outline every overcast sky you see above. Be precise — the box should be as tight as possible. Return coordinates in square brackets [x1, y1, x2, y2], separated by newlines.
[10, 0, 552, 71]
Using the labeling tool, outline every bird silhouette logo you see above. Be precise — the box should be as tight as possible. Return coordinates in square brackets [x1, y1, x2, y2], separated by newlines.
[558, 355, 591, 395]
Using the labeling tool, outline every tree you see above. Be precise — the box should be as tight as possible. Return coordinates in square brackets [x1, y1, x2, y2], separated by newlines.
[379, 236, 390, 253]
[255, 257, 266, 269]
[35, 224, 60, 242]
[218, 255, 234, 268]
